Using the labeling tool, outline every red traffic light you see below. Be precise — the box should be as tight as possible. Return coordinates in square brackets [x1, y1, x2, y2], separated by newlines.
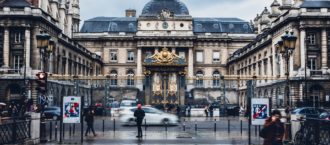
[36, 72, 47, 94]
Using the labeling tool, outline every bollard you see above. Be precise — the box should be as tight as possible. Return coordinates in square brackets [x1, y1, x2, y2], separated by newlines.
[165, 121, 168, 132]
[55, 121, 58, 141]
[145, 119, 147, 132]
[195, 120, 197, 132]
[113, 118, 116, 132]
[240, 120, 243, 135]
[183, 120, 186, 132]
[63, 123, 65, 140]
[103, 120, 105, 133]
[228, 120, 231, 133]
[258, 125, 261, 137]
[214, 119, 217, 132]
[255, 125, 257, 136]
[73, 124, 75, 135]
[49, 121, 53, 141]
[69, 124, 72, 137]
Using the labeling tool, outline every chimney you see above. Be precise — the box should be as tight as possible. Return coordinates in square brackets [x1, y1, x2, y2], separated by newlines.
[126, 9, 136, 17]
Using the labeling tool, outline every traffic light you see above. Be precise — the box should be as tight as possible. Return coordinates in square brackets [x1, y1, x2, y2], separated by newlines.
[36, 72, 47, 94]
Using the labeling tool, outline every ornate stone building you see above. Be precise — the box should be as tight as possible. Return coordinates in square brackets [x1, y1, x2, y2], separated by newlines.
[74, 0, 255, 105]
[228, 0, 330, 108]
[0, 0, 102, 106]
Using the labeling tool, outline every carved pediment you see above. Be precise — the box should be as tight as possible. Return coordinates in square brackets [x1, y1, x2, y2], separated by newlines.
[144, 47, 185, 65]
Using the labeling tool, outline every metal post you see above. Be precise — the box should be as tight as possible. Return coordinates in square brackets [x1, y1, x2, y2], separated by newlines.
[228, 119, 230, 133]
[195, 121, 197, 132]
[255, 125, 257, 136]
[103, 120, 105, 133]
[144, 119, 147, 132]
[69, 124, 72, 137]
[214, 119, 217, 132]
[55, 121, 58, 141]
[113, 118, 116, 132]
[183, 119, 186, 132]
[49, 121, 53, 141]
[81, 96, 84, 143]
[73, 124, 75, 135]
[240, 120, 243, 134]
[63, 123, 65, 140]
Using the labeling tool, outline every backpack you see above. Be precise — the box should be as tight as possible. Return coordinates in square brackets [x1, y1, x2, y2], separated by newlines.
[259, 126, 269, 138]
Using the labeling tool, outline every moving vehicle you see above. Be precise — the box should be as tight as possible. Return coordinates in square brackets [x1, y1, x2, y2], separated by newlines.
[120, 100, 137, 108]
[291, 107, 327, 119]
[43, 107, 61, 120]
[319, 112, 330, 120]
[119, 106, 179, 125]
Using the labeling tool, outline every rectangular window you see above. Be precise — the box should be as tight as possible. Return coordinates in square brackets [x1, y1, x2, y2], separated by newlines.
[307, 33, 316, 45]
[110, 50, 117, 62]
[196, 51, 203, 62]
[307, 56, 317, 70]
[13, 54, 23, 72]
[14, 32, 22, 43]
[213, 51, 220, 62]
[127, 51, 134, 62]
[179, 51, 185, 59]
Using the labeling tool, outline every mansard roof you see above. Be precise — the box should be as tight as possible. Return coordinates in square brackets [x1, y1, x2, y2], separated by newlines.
[0, 0, 31, 8]
[193, 18, 253, 34]
[141, 0, 189, 16]
[81, 17, 253, 34]
[301, 0, 330, 8]
[80, 17, 138, 33]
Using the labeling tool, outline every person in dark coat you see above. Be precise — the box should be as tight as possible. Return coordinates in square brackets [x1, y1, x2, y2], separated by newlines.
[262, 110, 285, 145]
[134, 104, 145, 138]
[85, 109, 96, 136]
[176, 105, 181, 117]
[209, 104, 214, 117]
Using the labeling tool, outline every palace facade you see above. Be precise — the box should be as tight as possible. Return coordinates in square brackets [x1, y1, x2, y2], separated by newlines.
[74, 0, 255, 105]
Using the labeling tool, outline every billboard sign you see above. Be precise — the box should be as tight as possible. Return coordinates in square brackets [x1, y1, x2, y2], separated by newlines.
[63, 96, 81, 124]
[251, 98, 270, 125]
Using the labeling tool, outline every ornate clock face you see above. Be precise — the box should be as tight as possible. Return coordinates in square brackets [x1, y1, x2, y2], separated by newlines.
[162, 22, 168, 29]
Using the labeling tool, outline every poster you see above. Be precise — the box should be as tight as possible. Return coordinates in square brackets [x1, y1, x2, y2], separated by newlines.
[63, 96, 81, 123]
[251, 98, 270, 125]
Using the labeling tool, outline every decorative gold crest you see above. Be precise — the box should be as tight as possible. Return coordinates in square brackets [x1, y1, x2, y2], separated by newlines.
[149, 47, 180, 64]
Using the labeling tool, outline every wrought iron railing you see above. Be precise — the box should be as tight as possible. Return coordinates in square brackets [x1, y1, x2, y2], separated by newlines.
[293, 118, 330, 145]
[0, 119, 31, 144]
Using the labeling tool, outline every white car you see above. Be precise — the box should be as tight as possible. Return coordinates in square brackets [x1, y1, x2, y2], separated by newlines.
[119, 106, 179, 125]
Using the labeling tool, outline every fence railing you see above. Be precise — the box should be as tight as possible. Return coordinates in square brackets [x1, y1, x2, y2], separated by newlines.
[0, 119, 31, 144]
[293, 118, 330, 145]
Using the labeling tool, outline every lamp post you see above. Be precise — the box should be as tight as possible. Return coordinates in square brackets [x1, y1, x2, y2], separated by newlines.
[275, 31, 297, 107]
[220, 76, 226, 116]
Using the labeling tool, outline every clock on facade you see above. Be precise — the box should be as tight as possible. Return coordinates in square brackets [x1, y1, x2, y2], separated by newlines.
[162, 21, 168, 29]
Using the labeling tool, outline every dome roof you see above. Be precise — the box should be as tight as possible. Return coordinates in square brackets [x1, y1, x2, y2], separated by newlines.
[141, 0, 189, 16]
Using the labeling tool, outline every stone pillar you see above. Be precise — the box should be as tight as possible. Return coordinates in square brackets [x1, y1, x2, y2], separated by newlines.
[136, 48, 143, 90]
[25, 29, 31, 69]
[65, 57, 69, 75]
[187, 47, 194, 91]
[321, 29, 328, 69]
[3, 28, 9, 68]
[30, 112, 41, 144]
[300, 29, 306, 68]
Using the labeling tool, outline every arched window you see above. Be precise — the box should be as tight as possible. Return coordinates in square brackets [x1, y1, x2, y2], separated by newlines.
[213, 71, 220, 87]
[127, 70, 134, 86]
[110, 70, 118, 86]
[195, 71, 204, 87]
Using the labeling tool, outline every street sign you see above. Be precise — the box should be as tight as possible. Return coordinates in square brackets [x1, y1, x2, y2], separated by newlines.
[63, 96, 81, 123]
[251, 98, 270, 125]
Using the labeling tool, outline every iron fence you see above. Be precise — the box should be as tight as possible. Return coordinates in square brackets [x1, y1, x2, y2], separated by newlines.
[0, 119, 31, 144]
[293, 118, 330, 145]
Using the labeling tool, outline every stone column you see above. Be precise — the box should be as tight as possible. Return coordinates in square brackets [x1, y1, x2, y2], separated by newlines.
[187, 47, 194, 91]
[300, 29, 306, 68]
[321, 29, 328, 69]
[25, 28, 31, 69]
[65, 56, 69, 75]
[3, 28, 9, 68]
[136, 47, 143, 90]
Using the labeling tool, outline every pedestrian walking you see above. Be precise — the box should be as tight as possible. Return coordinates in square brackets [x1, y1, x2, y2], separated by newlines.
[186, 104, 191, 117]
[134, 104, 145, 138]
[260, 110, 285, 145]
[204, 105, 209, 117]
[209, 104, 214, 117]
[176, 105, 181, 117]
[85, 108, 96, 136]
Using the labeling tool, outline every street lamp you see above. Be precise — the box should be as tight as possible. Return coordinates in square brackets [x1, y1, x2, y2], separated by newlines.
[276, 31, 297, 107]
[220, 75, 227, 116]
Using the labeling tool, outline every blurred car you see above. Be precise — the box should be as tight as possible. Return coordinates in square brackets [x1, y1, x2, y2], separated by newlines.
[319, 112, 330, 120]
[119, 106, 179, 126]
[120, 100, 137, 108]
[43, 107, 61, 120]
[291, 107, 327, 119]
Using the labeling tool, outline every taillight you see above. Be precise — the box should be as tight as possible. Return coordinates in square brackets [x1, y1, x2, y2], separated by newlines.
[326, 117, 330, 120]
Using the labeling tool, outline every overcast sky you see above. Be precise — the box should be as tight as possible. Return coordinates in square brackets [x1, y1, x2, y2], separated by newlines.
[80, 0, 274, 22]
